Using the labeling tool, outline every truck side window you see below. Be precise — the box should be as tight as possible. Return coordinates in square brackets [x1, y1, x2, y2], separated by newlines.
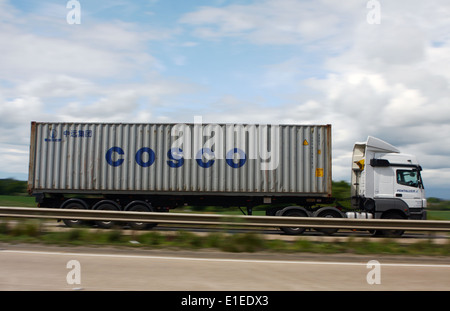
[396, 169, 419, 188]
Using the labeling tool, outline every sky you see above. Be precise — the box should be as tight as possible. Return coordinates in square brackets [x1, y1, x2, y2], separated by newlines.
[0, 0, 449, 198]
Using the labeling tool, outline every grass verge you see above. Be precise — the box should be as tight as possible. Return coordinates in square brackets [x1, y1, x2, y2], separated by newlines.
[0, 220, 449, 256]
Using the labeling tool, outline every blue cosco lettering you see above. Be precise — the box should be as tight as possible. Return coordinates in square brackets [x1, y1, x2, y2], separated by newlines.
[226, 148, 247, 168]
[135, 147, 156, 167]
[106, 147, 248, 168]
[106, 147, 124, 167]
[196, 148, 214, 168]
[167, 148, 184, 168]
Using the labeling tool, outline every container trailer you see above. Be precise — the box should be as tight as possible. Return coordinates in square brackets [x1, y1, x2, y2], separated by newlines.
[27, 121, 426, 235]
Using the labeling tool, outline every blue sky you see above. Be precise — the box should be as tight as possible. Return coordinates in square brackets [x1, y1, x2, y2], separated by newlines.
[1, 0, 450, 198]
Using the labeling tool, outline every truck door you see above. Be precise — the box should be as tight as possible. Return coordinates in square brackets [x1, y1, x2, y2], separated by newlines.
[395, 168, 424, 209]
[374, 166, 394, 198]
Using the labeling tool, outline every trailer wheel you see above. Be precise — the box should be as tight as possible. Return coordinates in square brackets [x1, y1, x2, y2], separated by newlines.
[127, 204, 157, 230]
[94, 202, 120, 229]
[280, 209, 307, 235]
[62, 201, 87, 227]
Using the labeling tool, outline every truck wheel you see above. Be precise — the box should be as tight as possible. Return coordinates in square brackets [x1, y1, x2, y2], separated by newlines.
[378, 212, 405, 237]
[94, 203, 120, 229]
[62, 202, 87, 227]
[315, 210, 341, 235]
[127, 204, 157, 230]
[280, 209, 307, 235]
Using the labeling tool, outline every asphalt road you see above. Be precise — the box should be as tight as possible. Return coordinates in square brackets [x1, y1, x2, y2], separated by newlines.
[0, 243, 449, 291]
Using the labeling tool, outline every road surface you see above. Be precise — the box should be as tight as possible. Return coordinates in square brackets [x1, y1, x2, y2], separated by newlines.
[0, 243, 449, 292]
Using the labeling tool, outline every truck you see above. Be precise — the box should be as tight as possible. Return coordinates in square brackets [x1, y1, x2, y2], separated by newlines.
[27, 121, 426, 236]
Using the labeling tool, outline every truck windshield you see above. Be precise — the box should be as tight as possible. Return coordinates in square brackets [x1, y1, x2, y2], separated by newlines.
[396, 169, 420, 188]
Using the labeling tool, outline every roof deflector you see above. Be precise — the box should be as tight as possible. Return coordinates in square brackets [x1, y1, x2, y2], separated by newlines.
[365, 136, 400, 153]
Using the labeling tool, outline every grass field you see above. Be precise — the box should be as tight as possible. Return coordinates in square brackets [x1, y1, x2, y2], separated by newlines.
[0, 219, 448, 256]
[0, 195, 36, 207]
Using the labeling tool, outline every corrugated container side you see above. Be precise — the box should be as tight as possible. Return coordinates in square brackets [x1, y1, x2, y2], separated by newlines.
[29, 122, 332, 197]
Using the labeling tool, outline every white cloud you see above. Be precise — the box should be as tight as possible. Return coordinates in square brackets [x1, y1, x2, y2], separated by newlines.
[0, 24, 161, 82]
[0, 1, 201, 184]
[1, 0, 450, 198]
[0, 97, 45, 143]
[0, 144, 30, 179]
[15, 75, 96, 99]
[179, 0, 363, 48]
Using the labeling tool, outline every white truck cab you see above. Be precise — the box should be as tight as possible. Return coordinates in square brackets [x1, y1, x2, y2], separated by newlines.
[351, 136, 426, 221]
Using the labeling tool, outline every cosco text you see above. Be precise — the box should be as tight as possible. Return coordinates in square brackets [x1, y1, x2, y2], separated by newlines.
[106, 147, 247, 169]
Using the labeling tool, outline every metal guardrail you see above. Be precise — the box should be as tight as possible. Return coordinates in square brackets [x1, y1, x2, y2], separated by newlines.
[1, 206, 450, 232]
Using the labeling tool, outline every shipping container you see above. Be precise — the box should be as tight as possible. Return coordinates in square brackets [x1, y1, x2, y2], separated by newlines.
[28, 122, 332, 199]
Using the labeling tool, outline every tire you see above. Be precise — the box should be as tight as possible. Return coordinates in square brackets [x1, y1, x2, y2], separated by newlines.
[62, 202, 87, 227]
[94, 203, 120, 229]
[314, 210, 341, 235]
[280, 209, 307, 235]
[127, 204, 157, 230]
[377, 212, 405, 237]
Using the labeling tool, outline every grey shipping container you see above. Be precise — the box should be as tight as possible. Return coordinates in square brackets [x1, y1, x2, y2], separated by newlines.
[28, 122, 332, 199]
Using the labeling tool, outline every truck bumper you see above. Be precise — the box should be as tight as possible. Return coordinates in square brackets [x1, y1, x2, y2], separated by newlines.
[409, 208, 427, 220]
